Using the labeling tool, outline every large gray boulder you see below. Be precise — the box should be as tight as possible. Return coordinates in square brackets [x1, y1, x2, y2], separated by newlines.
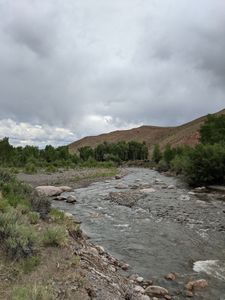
[35, 185, 72, 197]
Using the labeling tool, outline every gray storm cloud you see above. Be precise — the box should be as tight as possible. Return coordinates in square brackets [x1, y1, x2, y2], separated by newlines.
[0, 0, 224, 145]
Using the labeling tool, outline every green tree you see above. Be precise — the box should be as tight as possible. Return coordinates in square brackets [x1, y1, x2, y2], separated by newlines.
[0, 137, 14, 164]
[200, 114, 225, 145]
[79, 146, 94, 161]
[183, 143, 225, 186]
[152, 144, 162, 164]
[163, 144, 175, 165]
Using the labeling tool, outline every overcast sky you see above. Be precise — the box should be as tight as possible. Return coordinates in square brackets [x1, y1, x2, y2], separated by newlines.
[0, 0, 224, 147]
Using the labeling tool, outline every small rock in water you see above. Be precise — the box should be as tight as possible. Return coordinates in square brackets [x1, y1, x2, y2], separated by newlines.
[66, 195, 77, 203]
[155, 178, 163, 184]
[121, 263, 129, 270]
[185, 279, 208, 291]
[53, 195, 67, 201]
[194, 186, 207, 193]
[167, 185, 175, 189]
[115, 183, 128, 189]
[188, 191, 196, 195]
[136, 276, 144, 283]
[185, 290, 194, 297]
[145, 285, 169, 296]
[115, 175, 122, 180]
[179, 195, 190, 201]
[140, 188, 156, 194]
[165, 272, 176, 281]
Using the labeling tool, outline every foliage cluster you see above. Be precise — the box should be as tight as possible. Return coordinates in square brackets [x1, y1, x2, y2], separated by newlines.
[0, 139, 79, 172]
[79, 140, 148, 163]
[152, 114, 225, 186]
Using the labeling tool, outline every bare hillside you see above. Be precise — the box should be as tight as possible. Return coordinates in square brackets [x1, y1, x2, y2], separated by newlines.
[68, 109, 225, 155]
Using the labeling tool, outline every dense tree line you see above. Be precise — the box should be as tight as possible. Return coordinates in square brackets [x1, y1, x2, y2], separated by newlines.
[0, 138, 79, 170]
[152, 114, 225, 186]
[0, 138, 148, 172]
[79, 141, 148, 162]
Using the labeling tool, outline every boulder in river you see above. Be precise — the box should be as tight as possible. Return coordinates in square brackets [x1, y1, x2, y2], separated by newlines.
[35, 185, 72, 197]
[115, 175, 122, 180]
[35, 186, 63, 197]
[60, 186, 73, 192]
[185, 279, 208, 291]
[145, 285, 169, 297]
[66, 195, 77, 203]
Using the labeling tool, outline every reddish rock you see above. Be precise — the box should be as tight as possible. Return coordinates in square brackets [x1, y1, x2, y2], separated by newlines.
[186, 279, 208, 291]
[165, 272, 176, 281]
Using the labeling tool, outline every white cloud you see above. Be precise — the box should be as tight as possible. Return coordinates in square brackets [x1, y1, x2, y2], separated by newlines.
[0, 119, 77, 147]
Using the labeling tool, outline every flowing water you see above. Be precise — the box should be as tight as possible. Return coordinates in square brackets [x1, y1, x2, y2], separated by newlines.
[53, 168, 225, 299]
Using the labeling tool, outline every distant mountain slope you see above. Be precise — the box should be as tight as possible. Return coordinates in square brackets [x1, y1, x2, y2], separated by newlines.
[68, 109, 225, 155]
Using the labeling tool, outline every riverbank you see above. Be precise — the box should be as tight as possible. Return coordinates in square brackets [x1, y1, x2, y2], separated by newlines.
[17, 167, 123, 188]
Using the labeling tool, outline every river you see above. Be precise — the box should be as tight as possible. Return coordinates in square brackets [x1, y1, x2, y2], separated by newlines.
[53, 168, 225, 299]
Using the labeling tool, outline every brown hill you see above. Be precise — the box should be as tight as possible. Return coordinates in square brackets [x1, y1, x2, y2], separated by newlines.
[68, 109, 225, 155]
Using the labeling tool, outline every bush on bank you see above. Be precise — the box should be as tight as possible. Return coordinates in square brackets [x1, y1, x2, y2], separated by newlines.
[153, 114, 225, 187]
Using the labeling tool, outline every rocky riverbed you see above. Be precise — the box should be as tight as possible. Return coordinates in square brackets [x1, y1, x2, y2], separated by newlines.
[52, 168, 225, 299]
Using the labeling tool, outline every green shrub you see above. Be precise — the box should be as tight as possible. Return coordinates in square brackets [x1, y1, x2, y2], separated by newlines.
[183, 143, 225, 186]
[5, 224, 38, 259]
[29, 191, 51, 219]
[0, 210, 38, 259]
[156, 159, 169, 172]
[6, 194, 30, 208]
[152, 144, 162, 164]
[1, 180, 32, 199]
[0, 199, 9, 212]
[45, 165, 58, 173]
[25, 163, 38, 174]
[12, 284, 53, 300]
[0, 168, 14, 184]
[42, 225, 68, 247]
[27, 211, 40, 224]
[171, 155, 189, 175]
[20, 255, 40, 274]
[200, 114, 225, 145]
[49, 208, 65, 223]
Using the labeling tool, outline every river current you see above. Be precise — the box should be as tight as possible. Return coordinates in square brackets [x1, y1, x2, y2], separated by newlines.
[53, 168, 225, 299]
